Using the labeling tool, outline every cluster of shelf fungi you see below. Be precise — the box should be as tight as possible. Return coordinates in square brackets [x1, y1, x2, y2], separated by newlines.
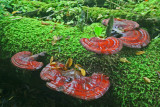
[11, 18, 150, 100]
[80, 18, 150, 55]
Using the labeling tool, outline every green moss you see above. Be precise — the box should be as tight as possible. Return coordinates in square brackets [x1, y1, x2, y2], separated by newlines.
[83, 0, 160, 20]
[148, 37, 160, 52]
[82, 4, 160, 39]
[11, 0, 160, 23]
[38, 1, 80, 13]
[9, 1, 160, 39]
[130, 0, 160, 17]
[11, 0, 45, 12]
[1, 16, 159, 106]
[113, 38, 160, 106]
[0, 17, 118, 74]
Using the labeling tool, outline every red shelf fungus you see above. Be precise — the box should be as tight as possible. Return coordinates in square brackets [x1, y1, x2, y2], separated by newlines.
[102, 18, 139, 32]
[119, 28, 150, 48]
[61, 73, 110, 100]
[40, 62, 110, 100]
[80, 37, 123, 55]
[11, 51, 46, 71]
[40, 62, 65, 81]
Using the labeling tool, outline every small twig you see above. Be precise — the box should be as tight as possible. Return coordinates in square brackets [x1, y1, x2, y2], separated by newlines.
[40, 7, 69, 20]
[10, 16, 23, 20]
[11, 17, 23, 20]
[40, 12, 56, 20]
[22, 9, 39, 16]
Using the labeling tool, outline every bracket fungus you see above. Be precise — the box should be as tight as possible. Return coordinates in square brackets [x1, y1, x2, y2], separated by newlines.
[40, 62, 65, 81]
[50, 73, 110, 100]
[40, 61, 110, 100]
[102, 18, 139, 32]
[80, 37, 123, 55]
[11, 51, 46, 71]
[102, 18, 150, 49]
[119, 28, 150, 48]
[80, 18, 150, 55]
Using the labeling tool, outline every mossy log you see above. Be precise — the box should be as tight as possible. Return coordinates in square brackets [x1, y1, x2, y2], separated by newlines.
[0, 16, 160, 106]
[11, 0, 160, 39]
[0, 16, 118, 74]
[11, 0, 160, 23]
[112, 38, 160, 106]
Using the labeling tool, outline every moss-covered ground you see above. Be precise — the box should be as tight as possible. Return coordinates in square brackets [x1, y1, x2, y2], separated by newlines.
[6, 0, 160, 39]
[0, 16, 160, 106]
[0, 17, 119, 74]
[0, 0, 160, 106]
[113, 39, 160, 106]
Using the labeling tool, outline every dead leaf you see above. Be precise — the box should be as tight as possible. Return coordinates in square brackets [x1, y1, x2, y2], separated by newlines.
[47, 35, 62, 45]
[74, 64, 86, 76]
[53, 36, 58, 41]
[53, 35, 62, 41]
[97, 14, 103, 20]
[50, 30, 54, 33]
[80, 69, 86, 76]
[65, 58, 73, 67]
[46, 39, 52, 41]
[136, 51, 145, 55]
[51, 41, 56, 46]
[57, 36, 63, 41]
[64, 58, 73, 70]
[116, 7, 120, 10]
[98, 36, 104, 39]
[12, 11, 20, 14]
[53, 24, 57, 30]
[143, 77, 151, 83]
[50, 56, 54, 65]
[75, 64, 82, 69]
[41, 21, 50, 25]
[65, 36, 70, 40]
[66, 11, 70, 16]
[120, 57, 131, 63]
[50, 62, 57, 66]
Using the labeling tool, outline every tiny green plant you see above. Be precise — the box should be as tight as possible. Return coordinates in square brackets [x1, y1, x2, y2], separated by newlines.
[77, 9, 85, 31]
[106, 16, 114, 38]
[94, 26, 103, 37]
